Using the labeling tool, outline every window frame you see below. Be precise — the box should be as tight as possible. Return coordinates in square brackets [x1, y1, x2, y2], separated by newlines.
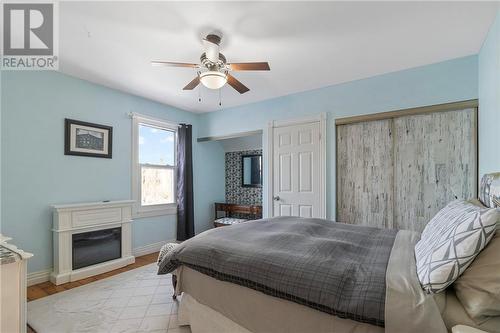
[132, 114, 178, 218]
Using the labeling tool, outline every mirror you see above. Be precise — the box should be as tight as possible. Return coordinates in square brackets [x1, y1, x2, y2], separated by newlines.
[242, 154, 262, 187]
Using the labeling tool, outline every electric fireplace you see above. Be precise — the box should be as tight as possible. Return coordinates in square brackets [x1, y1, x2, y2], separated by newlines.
[51, 200, 135, 285]
[72, 227, 122, 270]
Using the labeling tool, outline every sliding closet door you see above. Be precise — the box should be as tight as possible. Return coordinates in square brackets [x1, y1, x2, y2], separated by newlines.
[336, 120, 394, 228]
[393, 109, 477, 232]
[336, 106, 477, 231]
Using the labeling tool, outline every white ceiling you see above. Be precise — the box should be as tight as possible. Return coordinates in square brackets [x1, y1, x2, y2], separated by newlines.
[59, 1, 498, 113]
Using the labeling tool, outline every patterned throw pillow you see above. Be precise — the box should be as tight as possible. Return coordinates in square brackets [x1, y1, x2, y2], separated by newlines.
[214, 217, 248, 225]
[157, 242, 178, 266]
[415, 200, 498, 294]
[479, 172, 500, 208]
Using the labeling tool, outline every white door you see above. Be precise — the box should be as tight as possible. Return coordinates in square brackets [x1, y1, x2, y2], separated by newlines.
[272, 122, 322, 218]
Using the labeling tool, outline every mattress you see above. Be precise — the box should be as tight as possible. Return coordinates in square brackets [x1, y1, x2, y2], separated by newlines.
[177, 265, 382, 333]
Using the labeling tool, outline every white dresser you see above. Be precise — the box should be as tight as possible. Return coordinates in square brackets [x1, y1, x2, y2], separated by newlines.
[0, 235, 33, 333]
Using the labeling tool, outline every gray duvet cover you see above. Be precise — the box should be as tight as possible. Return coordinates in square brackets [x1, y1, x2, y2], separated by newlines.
[158, 217, 397, 326]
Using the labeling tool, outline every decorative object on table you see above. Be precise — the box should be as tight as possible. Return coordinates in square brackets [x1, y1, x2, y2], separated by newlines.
[64, 118, 113, 158]
[177, 124, 194, 241]
[241, 154, 262, 187]
[479, 172, 500, 208]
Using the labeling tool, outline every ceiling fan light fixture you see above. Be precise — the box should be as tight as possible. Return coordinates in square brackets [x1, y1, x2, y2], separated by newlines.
[199, 71, 227, 89]
[152, 34, 269, 94]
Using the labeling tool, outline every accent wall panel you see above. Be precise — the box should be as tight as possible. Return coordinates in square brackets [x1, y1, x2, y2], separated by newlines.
[336, 107, 477, 232]
[336, 119, 394, 229]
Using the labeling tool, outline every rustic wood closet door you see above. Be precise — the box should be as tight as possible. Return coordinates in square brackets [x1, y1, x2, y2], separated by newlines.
[336, 107, 477, 232]
[393, 109, 477, 232]
[336, 119, 394, 228]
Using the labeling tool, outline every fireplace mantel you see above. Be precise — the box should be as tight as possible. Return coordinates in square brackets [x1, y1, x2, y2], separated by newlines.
[51, 200, 135, 285]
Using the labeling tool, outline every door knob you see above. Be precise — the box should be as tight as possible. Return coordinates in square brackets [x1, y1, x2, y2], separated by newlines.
[273, 196, 280, 201]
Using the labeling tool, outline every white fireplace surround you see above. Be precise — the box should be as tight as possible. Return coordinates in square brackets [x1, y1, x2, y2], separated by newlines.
[51, 200, 135, 285]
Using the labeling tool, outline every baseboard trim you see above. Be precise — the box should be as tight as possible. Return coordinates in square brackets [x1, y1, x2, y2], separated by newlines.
[27, 240, 172, 286]
[27, 269, 51, 286]
[132, 239, 173, 257]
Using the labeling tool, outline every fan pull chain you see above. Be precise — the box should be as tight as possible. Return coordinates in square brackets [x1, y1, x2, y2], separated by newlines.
[198, 84, 202, 102]
[218, 88, 222, 107]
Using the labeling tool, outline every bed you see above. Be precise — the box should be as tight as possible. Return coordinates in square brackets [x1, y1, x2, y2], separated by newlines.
[158, 175, 500, 333]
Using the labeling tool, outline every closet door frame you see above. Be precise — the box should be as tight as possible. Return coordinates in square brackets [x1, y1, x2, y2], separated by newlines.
[335, 99, 479, 224]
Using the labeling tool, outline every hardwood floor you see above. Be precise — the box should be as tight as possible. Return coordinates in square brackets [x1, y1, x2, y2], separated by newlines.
[27, 252, 159, 301]
[26, 252, 160, 333]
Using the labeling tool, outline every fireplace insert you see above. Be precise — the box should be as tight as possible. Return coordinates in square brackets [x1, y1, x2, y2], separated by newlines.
[72, 227, 121, 270]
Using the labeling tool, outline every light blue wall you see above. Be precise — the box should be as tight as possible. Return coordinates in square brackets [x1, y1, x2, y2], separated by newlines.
[193, 139, 226, 233]
[1, 71, 225, 273]
[479, 9, 500, 178]
[200, 55, 479, 219]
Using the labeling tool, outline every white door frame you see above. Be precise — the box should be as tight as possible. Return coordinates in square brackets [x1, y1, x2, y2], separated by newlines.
[266, 113, 327, 219]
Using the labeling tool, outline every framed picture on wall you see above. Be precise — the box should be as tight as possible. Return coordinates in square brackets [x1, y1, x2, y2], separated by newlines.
[65, 119, 113, 158]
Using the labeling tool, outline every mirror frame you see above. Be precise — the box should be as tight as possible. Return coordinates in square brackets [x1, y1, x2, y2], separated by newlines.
[241, 154, 262, 188]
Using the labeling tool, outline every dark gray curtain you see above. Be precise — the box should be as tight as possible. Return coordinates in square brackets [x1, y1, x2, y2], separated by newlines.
[176, 124, 194, 241]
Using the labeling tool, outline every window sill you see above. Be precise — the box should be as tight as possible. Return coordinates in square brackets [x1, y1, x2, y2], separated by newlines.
[133, 205, 177, 219]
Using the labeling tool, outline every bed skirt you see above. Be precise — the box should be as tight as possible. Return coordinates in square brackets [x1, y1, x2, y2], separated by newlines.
[178, 293, 252, 333]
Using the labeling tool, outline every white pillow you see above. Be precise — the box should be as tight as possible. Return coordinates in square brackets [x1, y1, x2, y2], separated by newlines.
[415, 200, 498, 294]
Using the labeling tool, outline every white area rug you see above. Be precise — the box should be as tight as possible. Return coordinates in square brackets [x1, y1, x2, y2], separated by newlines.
[28, 264, 190, 333]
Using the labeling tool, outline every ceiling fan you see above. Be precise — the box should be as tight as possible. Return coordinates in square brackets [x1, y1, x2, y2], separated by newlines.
[151, 34, 270, 94]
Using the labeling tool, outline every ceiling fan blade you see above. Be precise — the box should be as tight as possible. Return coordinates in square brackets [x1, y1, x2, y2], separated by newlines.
[228, 62, 270, 71]
[227, 74, 250, 94]
[203, 35, 220, 63]
[151, 61, 199, 68]
[183, 76, 200, 90]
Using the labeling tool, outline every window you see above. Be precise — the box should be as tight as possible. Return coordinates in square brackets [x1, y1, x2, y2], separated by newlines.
[132, 115, 177, 217]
